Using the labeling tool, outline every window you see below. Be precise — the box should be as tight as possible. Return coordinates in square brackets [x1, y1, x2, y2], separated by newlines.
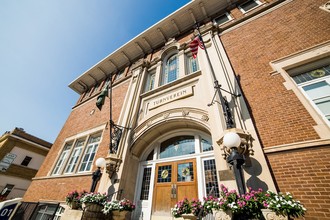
[140, 167, 152, 200]
[64, 139, 85, 174]
[203, 159, 219, 197]
[201, 139, 213, 152]
[78, 135, 101, 172]
[52, 143, 72, 175]
[159, 136, 195, 159]
[292, 64, 330, 123]
[214, 13, 232, 25]
[53, 206, 65, 220]
[144, 69, 156, 92]
[115, 69, 125, 81]
[186, 55, 199, 75]
[1, 184, 14, 197]
[161, 53, 179, 85]
[21, 156, 32, 166]
[52, 132, 102, 175]
[32, 204, 59, 220]
[239, 0, 261, 13]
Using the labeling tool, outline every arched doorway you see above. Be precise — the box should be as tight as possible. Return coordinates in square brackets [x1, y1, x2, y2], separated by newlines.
[133, 130, 220, 220]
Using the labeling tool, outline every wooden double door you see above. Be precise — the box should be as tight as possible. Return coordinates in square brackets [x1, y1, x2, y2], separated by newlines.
[152, 159, 198, 217]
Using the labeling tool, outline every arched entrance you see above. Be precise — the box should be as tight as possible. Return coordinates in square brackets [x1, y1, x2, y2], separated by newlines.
[133, 130, 220, 220]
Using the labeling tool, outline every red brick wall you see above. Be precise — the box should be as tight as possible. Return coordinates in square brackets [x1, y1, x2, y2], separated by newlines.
[267, 146, 330, 220]
[221, 0, 330, 147]
[24, 80, 130, 202]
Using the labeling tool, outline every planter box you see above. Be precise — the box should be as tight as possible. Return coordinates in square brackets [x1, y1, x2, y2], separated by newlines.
[261, 209, 288, 220]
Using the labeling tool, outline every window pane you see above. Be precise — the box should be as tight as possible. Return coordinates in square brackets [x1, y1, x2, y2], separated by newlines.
[315, 97, 330, 116]
[204, 159, 220, 197]
[162, 54, 178, 85]
[215, 14, 229, 25]
[201, 139, 213, 152]
[157, 165, 172, 183]
[303, 81, 330, 99]
[187, 56, 199, 74]
[140, 167, 152, 200]
[159, 136, 195, 159]
[52, 143, 72, 175]
[64, 140, 84, 173]
[177, 162, 194, 182]
[79, 135, 100, 172]
[145, 71, 156, 92]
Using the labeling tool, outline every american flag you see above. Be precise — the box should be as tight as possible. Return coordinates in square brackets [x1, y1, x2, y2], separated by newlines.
[189, 35, 204, 58]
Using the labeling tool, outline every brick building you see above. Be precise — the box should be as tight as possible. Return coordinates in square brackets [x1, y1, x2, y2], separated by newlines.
[23, 0, 330, 219]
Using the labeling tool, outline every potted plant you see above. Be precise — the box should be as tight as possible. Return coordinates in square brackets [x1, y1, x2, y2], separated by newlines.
[262, 191, 306, 220]
[80, 192, 108, 212]
[102, 198, 135, 220]
[65, 190, 87, 209]
[172, 197, 204, 219]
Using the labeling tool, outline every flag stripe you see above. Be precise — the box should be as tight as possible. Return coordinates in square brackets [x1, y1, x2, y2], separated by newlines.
[189, 35, 204, 59]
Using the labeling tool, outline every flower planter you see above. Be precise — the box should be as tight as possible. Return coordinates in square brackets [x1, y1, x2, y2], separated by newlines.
[181, 213, 197, 220]
[261, 209, 288, 220]
[83, 203, 104, 212]
[212, 209, 232, 220]
[112, 210, 128, 220]
[69, 201, 80, 210]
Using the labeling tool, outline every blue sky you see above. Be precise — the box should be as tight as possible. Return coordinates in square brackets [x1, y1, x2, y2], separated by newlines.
[0, 0, 190, 143]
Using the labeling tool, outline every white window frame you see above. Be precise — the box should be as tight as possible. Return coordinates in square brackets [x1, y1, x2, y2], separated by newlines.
[50, 126, 104, 176]
[161, 52, 179, 86]
[238, 0, 262, 14]
[144, 69, 156, 92]
[78, 135, 101, 172]
[270, 41, 330, 139]
[186, 54, 200, 75]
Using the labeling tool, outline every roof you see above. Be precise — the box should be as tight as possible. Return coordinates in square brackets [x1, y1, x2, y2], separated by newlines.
[1, 128, 52, 149]
[68, 0, 231, 94]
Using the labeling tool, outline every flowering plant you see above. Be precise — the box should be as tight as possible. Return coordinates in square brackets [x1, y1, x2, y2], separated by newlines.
[265, 191, 306, 218]
[80, 192, 108, 206]
[65, 190, 87, 208]
[172, 198, 192, 217]
[102, 198, 135, 214]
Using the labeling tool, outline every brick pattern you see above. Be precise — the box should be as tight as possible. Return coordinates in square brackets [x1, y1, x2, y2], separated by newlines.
[23, 80, 130, 202]
[221, 0, 330, 147]
[267, 146, 330, 220]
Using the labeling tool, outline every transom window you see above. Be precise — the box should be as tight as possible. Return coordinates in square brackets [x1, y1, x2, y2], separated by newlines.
[159, 136, 195, 159]
[52, 133, 102, 175]
[161, 53, 179, 85]
[292, 64, 330, 123]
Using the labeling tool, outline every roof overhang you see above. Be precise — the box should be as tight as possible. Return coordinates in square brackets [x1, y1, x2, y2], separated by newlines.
[68, 0, 231, 94]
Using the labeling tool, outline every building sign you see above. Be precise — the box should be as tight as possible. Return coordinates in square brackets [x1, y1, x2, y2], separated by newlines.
[0, 198, 22, 220]
[0, 153, 17, 172]
[149, 86, 193, 110]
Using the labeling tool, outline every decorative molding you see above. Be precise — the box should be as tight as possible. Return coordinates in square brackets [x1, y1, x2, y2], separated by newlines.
[263, 138, 330, 154]
[320, 1, 330, 13]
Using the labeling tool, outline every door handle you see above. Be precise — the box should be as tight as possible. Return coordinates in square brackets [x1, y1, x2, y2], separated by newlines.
[171, 184, 177, 199]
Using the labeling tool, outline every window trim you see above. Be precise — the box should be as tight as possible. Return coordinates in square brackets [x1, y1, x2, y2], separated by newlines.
[161, 52, 179, 86]
[270, 41, 330, 138]
[50, 125, 105, 176]
[213, 12, 233, 26]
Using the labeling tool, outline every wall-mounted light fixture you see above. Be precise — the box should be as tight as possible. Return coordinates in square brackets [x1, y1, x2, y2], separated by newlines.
[218, 130, 254, 195]
[90, 157, 106, 192]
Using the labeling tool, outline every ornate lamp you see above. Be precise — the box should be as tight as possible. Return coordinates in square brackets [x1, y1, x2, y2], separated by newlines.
[90, 157, 106, 192]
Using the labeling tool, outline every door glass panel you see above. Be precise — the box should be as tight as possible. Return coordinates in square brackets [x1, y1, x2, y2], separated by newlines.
[177, 162, 194, 182]
[159, 136, 195, 159]
[157, 165, 172, 183]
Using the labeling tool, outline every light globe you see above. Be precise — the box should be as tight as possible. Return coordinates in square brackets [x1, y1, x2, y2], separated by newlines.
[223, 132, 241, 149]
[95, 157, 106, 168]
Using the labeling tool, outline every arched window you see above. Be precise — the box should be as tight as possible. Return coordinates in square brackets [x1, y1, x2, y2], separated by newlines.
[161, 53, 179, 85]
[159, 136, 195, 159]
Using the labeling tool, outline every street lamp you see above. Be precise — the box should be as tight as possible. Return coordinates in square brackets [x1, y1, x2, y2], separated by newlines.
[223, 132, 246, 195]
[90, 157, 106, 192]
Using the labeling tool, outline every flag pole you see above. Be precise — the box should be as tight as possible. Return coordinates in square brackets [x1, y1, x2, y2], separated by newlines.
[195, 25, 234, 129]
